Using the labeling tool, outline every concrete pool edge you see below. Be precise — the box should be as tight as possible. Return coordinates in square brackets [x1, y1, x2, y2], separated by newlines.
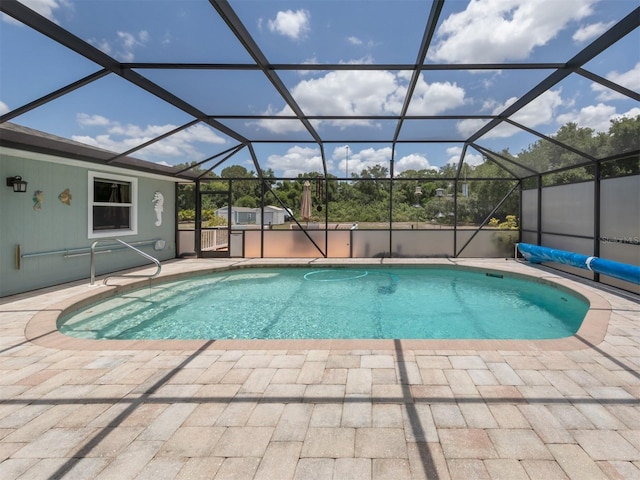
[24, 258, 613, 351]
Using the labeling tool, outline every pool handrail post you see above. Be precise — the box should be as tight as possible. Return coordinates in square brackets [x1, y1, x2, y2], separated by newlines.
[90, 239, 162, 286]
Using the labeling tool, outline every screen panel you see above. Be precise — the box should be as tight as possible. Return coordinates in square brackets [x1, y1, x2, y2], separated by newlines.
[392, 231, 453, 257]
[541, 182, 594, 237]
[600, 176, 640, 240]
[522, 189, 538, 232]
[456, 230, 518, 258]
[540, 233, 594, 280]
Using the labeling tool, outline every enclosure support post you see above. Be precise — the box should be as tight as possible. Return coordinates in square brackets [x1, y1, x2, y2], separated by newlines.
[260, 180, 265, 258]
[536, 175, 542, 246]
[594, 162, 601, 282]
[518, 180, 523, 246]
[389, 177, 394, 258]
[453, 179, 458, 258]
[195, 180, 201, 256]
[174, 182, 180, 257]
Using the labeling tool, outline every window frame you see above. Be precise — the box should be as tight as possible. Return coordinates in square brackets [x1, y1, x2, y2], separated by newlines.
[88, 171, 138, 239]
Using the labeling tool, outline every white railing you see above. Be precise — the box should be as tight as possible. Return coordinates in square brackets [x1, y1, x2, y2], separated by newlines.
[202, 228, 229, 251]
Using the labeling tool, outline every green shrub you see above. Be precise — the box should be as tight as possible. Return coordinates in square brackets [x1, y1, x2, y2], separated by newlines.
[499, 215, 518, 230]
[178, 209, 195, 222]
[206, 215, 228, 227]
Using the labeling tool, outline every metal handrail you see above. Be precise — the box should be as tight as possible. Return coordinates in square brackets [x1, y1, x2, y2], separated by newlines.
[20, 239, 159, 259]
[90, 239, 161, 286]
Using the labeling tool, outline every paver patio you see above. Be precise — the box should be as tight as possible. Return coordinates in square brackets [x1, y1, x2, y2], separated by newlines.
[0, 258, 638, 479]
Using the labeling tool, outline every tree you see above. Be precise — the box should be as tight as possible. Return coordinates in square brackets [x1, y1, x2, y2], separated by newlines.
[173, 161, 217, 178]
[607, 115, 640, 155]
[600, 115, 640, 177]
[468, 161, 519, 224]
[175, 117, 639, 228]
[221, 165, 261, 204]
[236, 195, 258, 208]
[352, 165, 390, 203]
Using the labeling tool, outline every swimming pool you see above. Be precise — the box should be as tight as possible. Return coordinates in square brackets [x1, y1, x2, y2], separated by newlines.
[57, 266, 589, 340]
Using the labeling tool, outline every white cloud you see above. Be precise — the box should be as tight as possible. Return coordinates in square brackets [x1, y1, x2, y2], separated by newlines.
[557, 104, 640, 133]
[256, 71, 467, 134]
[77, 113, 110, 127]
[255, 70, 396, 133]
[348, 36, 363, 45]
[92, 39, 113, 56]
[341, 55, 376, 66]
[446, 146, 464, 165]
[406, 76, 466, 115]
[270, 144, 395, 177]
[71, 116, 226, 163]
[172, 123, 228, 145]
[395, 153, 434, 173]
[251, 105, 308, 134]
[161, 32, 172, 46]
[429, 0, 596, 63]
[330, 146, 393, 176]
[297, 70, 398, 116]
[115, 30, 148, 58]
[14, 0, 61, 20]
[457, 89, 564, 138]
[89, 30, 149, 62]
[0, 101, 10, 115]
[268, 9, 310, 41]
[556, 103, 615, 131]
[572, 21, 615, 43]
[456, 119, 486, 139]
[107, 122, 173, 139]
[118, 31, 138, 50]
[2, 0, 71, 25]
[591, 62, 640, 101]
[616, 107, 640, 119]
[510, 89, 564, 128]
[265, 145, 323, 177]
[446, 146, 484, 167]
[464, 152, 484, 166]
[266, 145, 430, 177]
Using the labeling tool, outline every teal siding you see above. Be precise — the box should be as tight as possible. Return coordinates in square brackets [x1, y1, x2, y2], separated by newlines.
[1, 151, 177, 296]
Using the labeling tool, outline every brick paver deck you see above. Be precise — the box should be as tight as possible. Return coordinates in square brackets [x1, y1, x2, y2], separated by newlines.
[0, 258, 638, 479]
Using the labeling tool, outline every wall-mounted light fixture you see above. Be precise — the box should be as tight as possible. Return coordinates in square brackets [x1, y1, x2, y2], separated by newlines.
[6, 176, 28, 193]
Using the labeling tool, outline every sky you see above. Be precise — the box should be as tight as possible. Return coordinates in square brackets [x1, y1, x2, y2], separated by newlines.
[1, 0, 638, 178]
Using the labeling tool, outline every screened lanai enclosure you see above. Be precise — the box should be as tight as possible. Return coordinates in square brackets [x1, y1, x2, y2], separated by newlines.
[1, 0, 639, 293]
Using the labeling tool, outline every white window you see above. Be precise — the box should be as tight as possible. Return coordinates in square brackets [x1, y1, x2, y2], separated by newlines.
[88, 172, 138, 238]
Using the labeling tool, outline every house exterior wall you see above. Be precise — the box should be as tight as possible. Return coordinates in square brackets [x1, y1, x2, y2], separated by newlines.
[1, 148, 177, 297]
[264, 207, 285, 225]
[259, 207, 285, 225]
[237, 211, 256, 224]
[216, 206, 285, 225]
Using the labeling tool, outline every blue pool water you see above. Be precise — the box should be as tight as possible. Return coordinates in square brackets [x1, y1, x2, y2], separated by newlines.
[58, 267, 589, 340]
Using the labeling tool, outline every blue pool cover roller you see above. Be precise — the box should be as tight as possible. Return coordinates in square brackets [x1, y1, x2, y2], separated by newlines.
[517, 243, 640, 285]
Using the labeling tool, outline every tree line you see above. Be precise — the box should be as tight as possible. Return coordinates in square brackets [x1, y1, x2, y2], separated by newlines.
[176, 116, 639, 226]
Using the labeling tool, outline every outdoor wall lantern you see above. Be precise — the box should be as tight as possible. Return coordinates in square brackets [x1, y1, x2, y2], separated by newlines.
[413, 186, 423, 207]
[6, 176, 28, 193]
[414, 186, 422, 197]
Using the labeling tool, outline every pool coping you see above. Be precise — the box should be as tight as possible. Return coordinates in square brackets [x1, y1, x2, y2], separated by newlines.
[24, 258, 612, 351]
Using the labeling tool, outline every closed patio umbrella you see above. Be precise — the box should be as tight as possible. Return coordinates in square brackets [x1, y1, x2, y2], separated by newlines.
[300, 180, 312, 222]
